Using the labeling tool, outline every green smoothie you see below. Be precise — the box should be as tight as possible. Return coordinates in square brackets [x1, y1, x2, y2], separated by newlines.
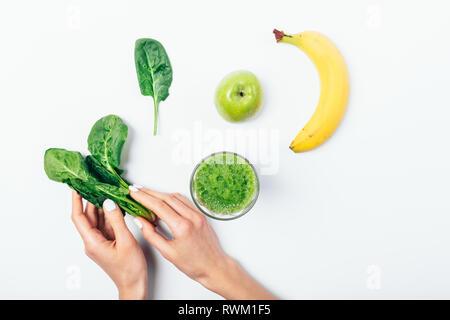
[193, 153, 258, 215]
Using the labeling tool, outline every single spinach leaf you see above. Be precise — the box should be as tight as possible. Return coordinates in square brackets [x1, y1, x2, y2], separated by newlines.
[88, 114, 127, 168]
[85, 155, 121, 186]
[134, 38, 173, 135]
[87, 114, 129, 188]
[67, 178, 105, 208]
[45, 149, 105, 208]
[44, 148, 93, 183]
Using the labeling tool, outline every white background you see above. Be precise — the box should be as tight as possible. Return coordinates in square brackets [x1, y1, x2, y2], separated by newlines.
[0, 0, 449, 299]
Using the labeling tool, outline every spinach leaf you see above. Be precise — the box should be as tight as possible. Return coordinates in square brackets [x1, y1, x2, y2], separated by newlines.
[68, 178, 153, 220]
[85, 155, 121, 186]
[44, 116, 156, 222]
[44, 148, 93, 183]
[87, 115, 129, 188]
[44, 149, 105, 207]
[67, 178, 105, 208]
[134, 38, 173, 135]
[95, 183, 153, 220]
[44, 148, 155, 222]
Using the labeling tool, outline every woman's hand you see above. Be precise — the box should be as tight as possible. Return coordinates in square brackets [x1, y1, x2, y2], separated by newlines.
[129, 186, 275, 300]
[71, 191, 148, 300]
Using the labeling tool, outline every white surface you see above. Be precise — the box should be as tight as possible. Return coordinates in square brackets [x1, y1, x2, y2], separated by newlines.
[0, 0, 450, 299]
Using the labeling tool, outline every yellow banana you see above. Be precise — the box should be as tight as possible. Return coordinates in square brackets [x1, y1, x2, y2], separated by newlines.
[274, 29, 350, 153]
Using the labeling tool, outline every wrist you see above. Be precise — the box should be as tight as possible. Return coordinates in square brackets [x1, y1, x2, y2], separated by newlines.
[199, 256, 276, 300]
[198, 255, 242, 298]
[118, 278, 148, 300]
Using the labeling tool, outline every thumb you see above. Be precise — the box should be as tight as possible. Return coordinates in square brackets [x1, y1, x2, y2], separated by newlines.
[134, 217, 173, 259]
[103, 199, 133, 244]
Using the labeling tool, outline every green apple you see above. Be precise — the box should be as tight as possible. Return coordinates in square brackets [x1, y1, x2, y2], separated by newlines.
[215, 70, 263, 122]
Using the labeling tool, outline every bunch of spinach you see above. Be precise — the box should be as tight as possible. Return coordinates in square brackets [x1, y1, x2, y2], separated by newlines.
[44, 115, 155, 222]
[134, 38, 173, 135]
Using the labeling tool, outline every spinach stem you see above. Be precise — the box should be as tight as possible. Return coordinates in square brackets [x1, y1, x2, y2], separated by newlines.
[121, 197, 153, 219]
[110, 165, 129, 189]
[153, 96, 159, 136]
[98, 184, 155, 221]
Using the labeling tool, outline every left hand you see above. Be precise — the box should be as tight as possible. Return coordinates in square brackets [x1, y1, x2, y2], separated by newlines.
[71, 190, 148, 299]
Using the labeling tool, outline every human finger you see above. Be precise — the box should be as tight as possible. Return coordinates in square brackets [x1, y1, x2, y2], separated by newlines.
[129, 186, 185, 231]
[139, 189, 196, 220]
[102, 199, 134, 245]
[135, 217, 173, 258]
[86, 202, 98, 227]
[71, 191, 105, 244]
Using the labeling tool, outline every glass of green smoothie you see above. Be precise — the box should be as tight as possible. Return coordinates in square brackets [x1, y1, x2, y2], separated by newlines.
[190, 152, 259, 220]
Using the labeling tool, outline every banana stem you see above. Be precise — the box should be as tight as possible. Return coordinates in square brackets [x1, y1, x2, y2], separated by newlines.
[273, 29, 292, 42]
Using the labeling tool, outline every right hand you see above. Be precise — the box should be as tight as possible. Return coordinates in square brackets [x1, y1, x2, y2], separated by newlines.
[129, 186, 276, 300]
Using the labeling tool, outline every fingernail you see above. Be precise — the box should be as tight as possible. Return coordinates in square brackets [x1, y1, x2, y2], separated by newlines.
[129, 185, 140, 192]
[103, 199, 117, 212]
[134, 184, 143, 189]
[133, 218, 143, 229]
